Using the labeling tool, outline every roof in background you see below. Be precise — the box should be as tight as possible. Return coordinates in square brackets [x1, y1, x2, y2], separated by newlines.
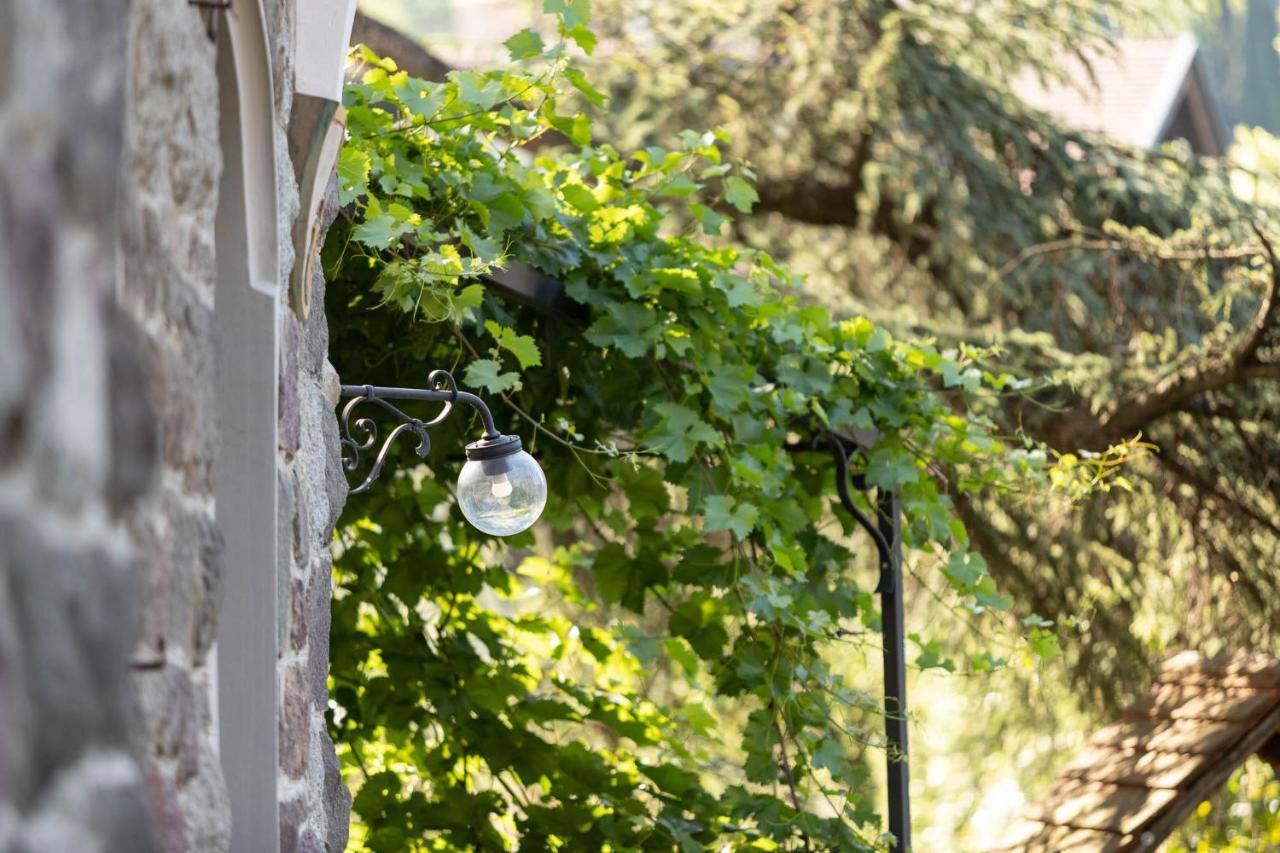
[356, 6, 1232, 154]
[992, 651, 1280, 852]
[1013, 34, 1229, 155]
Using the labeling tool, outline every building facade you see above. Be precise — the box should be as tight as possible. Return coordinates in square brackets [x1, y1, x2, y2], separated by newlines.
[0, 1, 359, 850]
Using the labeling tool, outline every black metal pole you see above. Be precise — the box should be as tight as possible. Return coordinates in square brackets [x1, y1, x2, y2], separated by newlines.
[877, 490, 911, 851]
[831, 438, 910, 850]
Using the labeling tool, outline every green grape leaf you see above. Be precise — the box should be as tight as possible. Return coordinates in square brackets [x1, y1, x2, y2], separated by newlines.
[337, 147, 371, 205]
[565, 68, 607, 107]
[452, 70, 507, 110]
[585, 302, 662, 358]
[649, 402, 719, 462]
[1028, 628, 1062, 659]
[464, 358, 522, 393]
[544, 0, 591, 27]
[484, 321, 543, 369]
[564, 23, 598, 55]
[561, 182, 601, 212]
[702, 494, 759, 539]
[689, 202, 726, 235]
[866, 445, 920, 489]
[504, 28, 546, 60]
[724, 175, 759, 212]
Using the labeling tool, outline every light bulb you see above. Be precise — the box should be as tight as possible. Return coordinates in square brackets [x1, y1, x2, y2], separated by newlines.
[457, 435, 546, 536]
[490, 474, 514, 498]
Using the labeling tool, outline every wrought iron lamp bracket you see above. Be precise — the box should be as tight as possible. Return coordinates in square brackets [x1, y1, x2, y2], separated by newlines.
[338, 369, 500, 494]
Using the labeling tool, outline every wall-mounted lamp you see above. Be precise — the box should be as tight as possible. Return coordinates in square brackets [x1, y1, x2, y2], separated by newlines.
[338, 369, 547, 536]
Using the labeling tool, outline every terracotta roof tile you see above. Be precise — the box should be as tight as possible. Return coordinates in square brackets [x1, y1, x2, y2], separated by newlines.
[994, 652, 1280, 852]
[1061, 746, 1209, 789]
[993, 818, 1130, 852]
[1090, 717, 1247, 754]
[1122, 684, 1279, 722]
[1021, 779, 1177, 835]
[1159, 651, 1280, 688]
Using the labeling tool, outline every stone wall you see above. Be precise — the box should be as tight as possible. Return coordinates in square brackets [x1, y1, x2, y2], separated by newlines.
[277, 178, 350, 853]
[121, 2, 230, 849]
[270, 0, 352, 841]
[266, 5, 351, 852]
[0, 1, 350, 850]
[0, 0, 163, 849]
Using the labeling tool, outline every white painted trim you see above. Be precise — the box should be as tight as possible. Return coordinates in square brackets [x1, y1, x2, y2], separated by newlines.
[296, 105, 346, 315]
[296, 0, 360, 101]
[312, 110, 346, 203]
[1138, 33, 1199, 149]
[289, 0, 358, 317]
[213, 1, 282, 851]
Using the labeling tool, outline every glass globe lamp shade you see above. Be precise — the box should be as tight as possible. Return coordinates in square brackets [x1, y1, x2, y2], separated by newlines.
[457, 435, 547, 536]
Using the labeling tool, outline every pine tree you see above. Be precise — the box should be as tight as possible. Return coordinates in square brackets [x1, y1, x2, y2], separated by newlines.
[588, 0, 1280, 704]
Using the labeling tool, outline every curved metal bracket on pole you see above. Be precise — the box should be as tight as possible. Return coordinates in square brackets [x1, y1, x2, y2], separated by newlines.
[338, 369, 500, 494]
[831, 437, 895, 593]
[830, 434, 912, 852]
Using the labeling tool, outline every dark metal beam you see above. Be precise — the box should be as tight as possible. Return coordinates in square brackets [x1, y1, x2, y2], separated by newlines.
[481, 261, 589, 323]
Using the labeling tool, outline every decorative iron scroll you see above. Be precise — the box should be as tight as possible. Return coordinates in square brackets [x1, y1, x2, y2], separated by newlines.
[339, 370, 461, 494]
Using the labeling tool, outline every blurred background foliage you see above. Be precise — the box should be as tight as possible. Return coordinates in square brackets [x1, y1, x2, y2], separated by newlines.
[340, 0, 1280, 848]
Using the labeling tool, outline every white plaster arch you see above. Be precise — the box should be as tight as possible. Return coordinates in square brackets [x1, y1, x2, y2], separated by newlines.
[212, 0, 281, 850]
[289, 0, 359, 318]
[296, 0, 360, 103]
[217, 0, 279, 295]
[214, 1, 358, 848]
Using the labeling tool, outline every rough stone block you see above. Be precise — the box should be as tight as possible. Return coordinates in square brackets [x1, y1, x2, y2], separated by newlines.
[167, 489, 223, 665]
[11, 750, 159, 853]
[290, 576, 308, 653]
[29, 262, 111, 512]
[299, 386, 341, 542]
[301, 272, 331, 376]
[291, 464, 312, 573]
[304, 560, 334, 709]
[279, 794, 304, 853]
[123, 483, 222, 666]
[143, 760, 186, 853]
[171, 722, 230, 853]
[132, 666, 202, 784]
[60, 0, 130, 218]
[119, 194, 177, 321]
[0, 520, 137, 807]
[144, 332, 217, 495]
[280, 311, 303, 460]
[280, 666, 309, 781]
[125, 510, 170, 663]
[322, 732, 351, 853]
[0, 199, 52, 469]
[105, 298, 159, 510]
[125, 0, 219, 222]
[319, 405, 349, 537]
[279, 465, 295, 652]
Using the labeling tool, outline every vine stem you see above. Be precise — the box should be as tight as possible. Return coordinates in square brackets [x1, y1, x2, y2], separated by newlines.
[450, 325, 643, 461]
[771, 710, 813, 853]
[347, 732, 373, 783]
